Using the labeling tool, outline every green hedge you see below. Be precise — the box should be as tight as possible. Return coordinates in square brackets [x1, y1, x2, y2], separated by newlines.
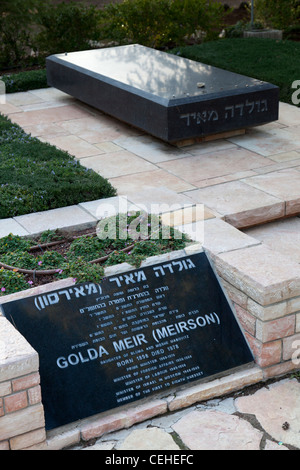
[1, 69, 48, 93]
[0, 114, 116, 218]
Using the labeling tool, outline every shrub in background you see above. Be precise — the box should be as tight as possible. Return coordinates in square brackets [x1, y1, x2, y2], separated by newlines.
[254, 0, 300, 30]
[35, 1, 103, 56]
[100, 0, 176, 48]
[225, 20, 264, 38]
[284, 25, 300, 41]
[99, 0, 226, 49]
[0, 0, 40, 69]
[171, 0, 226, 44]
[0, 0, 103, 70]
[1, 0, 226, 70]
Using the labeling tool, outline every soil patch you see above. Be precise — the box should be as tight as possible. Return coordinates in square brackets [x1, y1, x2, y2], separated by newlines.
[25, 227, 102, 287]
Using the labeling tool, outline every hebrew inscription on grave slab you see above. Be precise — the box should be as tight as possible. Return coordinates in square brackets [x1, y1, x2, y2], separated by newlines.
[46, 44, 279, 143]
[1, 252, 253, 430]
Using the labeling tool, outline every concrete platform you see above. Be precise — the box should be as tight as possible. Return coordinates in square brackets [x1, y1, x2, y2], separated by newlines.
[0, 87, 300, 450]
[46, 45, 279, 143]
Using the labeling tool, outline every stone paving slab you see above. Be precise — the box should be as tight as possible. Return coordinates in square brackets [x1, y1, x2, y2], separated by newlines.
[70, 377, 299, 451]
[228, 127, 300, 157]
[236, 379, 300, 449]
[216, 244, 300, 305]
[197, 217, 260, 253]
[125, 187, 195, 214]
[0, 219, 29, 237]
[4, 89, 300, 230]
[0, 316, 38, 382]
[158, 147, 274, 184]
[120, 428, 180, 450]
[13, 205, 97, 236]
[81, 150, 157, 177]
[40, 134, 103, 159]
[244, 217, 300, 264]
[242, 169, 300, 216]
[109, 169, 196, 196]
[173, 409, 264, 450]
[184, 180, 285, 228]
[78, 195, 140, 219]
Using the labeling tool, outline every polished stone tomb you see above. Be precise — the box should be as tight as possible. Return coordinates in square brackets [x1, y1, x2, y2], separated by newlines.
[1, 252, 253, 430]
[46, 44, 279, 143]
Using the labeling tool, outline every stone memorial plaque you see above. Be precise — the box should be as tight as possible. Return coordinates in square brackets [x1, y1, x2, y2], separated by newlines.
[46, 44, 279, 143]
[1, 252, 253, 430]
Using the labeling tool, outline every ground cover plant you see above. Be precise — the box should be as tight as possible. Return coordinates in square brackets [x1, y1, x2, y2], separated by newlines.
[0, 213, 190, 295]
[0, 113, 116, 218]
[171, 38, 300, 106]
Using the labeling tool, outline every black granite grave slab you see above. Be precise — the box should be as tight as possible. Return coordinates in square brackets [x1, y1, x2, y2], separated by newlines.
[1, 252, 253, 430]
[46, 44, 279, 143]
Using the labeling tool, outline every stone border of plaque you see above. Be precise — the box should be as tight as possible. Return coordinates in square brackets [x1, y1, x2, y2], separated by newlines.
[2, 220, 300, 449]
[1, 248, 253, 431]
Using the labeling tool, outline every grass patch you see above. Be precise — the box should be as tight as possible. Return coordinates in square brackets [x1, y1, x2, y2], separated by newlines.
[0, 113, 116, 218]
[171, 38, 300, 106]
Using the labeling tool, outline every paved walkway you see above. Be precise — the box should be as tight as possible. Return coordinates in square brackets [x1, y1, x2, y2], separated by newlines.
[70, 377, 300, 451]
[1, 88, 300, 451]
[2, 88, 300, 234]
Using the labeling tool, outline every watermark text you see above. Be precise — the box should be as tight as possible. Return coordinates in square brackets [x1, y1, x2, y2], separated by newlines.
[292, 80, 300, 105]
[95, 197, 204, 243]
[291, 340, 300, 365]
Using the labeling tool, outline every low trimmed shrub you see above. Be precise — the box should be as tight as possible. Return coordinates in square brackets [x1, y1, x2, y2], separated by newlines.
[225, 20, 264, 38]
[1, 69, 48, 93]
[0, 114, 116, 218]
